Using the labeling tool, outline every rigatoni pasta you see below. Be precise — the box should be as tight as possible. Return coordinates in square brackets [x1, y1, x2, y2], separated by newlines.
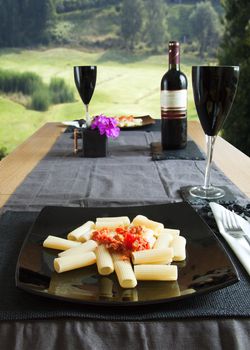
[58, 240, 97, 257]
[163, 228, 180, 238]
[142, 229, 156, 248]
[153, 232, 173, 249]
[114, 259, 137, 288]
[54, 252, 96, 273]
[43, 235, 81, 250]
[134, 265, 178, 281]
[95, 244, 114, 275]
[42, 213, 186, 288]
[132, 215, 164, 235]
[96, 216, 130, 226]
[171, 236, 186, 261]
[78, 229, 95, 243]
[132, 248, 173, 265]
[67, 221, 95, 241]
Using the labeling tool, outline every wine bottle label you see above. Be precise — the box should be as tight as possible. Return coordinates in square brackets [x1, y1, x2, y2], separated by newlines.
[161, 90, 187, 119]
[161, 90, 187, 109]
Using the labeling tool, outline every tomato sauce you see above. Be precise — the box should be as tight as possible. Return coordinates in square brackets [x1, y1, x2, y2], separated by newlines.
[92, 226, 150, 256]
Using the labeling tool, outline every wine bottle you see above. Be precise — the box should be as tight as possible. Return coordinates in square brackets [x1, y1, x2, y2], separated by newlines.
[161, 41, 188, 149]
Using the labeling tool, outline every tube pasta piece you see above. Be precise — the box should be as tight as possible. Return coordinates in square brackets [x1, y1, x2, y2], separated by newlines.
[58, 240, 97, 257]
[132, 248, 173, 265]
[171, 236, 186, 261]
[96, 216, 130, 225]
[134, 264, 178, 281]
[95, 244, 114, 275]
[67, 221, 95, 241]
[95, 221, 125, 229]
[132, 215, 164, 234]
[114, 260, 137, 288]
[142, 228, 154, 238]
[78, 229, 95, 243]
[146, 236, 156, 248]
[163, 228, 180, 238]
[142, 229, 156, 248]
[112, 253, 130, 263]
[54, 252, 96, 273]
[154, 232, 173, 249]
[43, 235, 81, 250]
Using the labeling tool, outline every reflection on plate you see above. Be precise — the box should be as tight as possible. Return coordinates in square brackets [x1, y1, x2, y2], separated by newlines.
[15, 203, 239, 306]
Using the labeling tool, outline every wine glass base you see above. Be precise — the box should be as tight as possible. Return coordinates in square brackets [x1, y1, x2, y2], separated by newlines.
[189, 186, 225, 200]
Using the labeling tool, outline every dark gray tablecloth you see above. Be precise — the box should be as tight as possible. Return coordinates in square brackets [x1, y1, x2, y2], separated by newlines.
[1, 210, 250, 322]
[0, 128, 249, 350]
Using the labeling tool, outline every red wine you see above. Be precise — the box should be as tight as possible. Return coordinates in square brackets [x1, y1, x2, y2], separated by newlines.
[74, 66, 97, 105]
[161, 41, 188, 149]
[192, 66, 240, 136]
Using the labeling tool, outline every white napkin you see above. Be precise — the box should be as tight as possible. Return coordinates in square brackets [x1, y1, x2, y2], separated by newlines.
[210, 202, 250, 276]
[62, 121, 80, 128]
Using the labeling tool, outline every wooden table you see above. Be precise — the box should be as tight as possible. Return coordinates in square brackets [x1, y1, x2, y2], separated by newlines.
[0, 121, 249, 350]
[0, 121, 249, 208]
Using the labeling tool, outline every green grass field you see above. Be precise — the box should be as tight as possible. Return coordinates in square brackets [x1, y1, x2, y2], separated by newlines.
[0, 48, 200, 154]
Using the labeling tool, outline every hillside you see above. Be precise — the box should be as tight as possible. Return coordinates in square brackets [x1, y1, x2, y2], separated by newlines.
[0, 0, 222, 155]
[0, 48, 201, 154]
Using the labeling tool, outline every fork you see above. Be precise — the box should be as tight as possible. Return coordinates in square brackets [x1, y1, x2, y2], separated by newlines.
[221, 209, 250, 246]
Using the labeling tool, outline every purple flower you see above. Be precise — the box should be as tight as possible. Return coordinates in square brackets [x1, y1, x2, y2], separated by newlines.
[91, 114, 120, 138]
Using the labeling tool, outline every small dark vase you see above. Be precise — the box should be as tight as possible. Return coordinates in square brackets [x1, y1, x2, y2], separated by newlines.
[82, 128, 107, 157]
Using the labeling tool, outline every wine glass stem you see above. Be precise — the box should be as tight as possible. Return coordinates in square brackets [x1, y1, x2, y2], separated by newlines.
[85, 104, 90, 127]
[203, 135, 216, 190]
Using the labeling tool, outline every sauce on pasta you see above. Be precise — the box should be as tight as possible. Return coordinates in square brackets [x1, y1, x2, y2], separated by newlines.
[92, 226, 150, 256]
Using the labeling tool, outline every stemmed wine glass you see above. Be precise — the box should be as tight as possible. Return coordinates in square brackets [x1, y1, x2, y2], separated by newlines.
[189, 66, 240, 199]
[74, 66, 97, 127]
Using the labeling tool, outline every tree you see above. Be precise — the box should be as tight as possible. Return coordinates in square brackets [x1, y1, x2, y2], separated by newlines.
[167, 5, 193, 44]
[0, 0, 56, 47]
[189, 1, 221, 58]
[144, 0, 168, 53]
[120, 0, 144, 51]
[20, 0, 56, 44]
[219, 0, 250, 156]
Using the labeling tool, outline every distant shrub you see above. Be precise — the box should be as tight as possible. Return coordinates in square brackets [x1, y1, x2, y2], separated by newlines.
[0, 146, 7, 160]
[0, 70, 43, 95]
[17, 72, 43, 95]
[0, 70, 17, 93]
[0, 69, 74, 111]
[49, 77, 74, 104]
[30, 87, 51, 111]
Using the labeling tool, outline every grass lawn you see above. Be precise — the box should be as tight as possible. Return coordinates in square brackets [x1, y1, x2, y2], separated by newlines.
[0, 48, 200, 154]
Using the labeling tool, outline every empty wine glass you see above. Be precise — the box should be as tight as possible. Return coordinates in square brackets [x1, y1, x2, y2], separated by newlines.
[189, 66, 240, 199]
[74, 66, 97, 127]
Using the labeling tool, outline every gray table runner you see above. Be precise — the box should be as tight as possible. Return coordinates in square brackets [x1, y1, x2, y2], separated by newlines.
[2, 130, 248, 213]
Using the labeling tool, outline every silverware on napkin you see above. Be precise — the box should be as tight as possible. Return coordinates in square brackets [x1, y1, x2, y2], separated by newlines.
[210, 202, 250, 276]
[221, 208, 250, 246]
[62, 120, 86, 128]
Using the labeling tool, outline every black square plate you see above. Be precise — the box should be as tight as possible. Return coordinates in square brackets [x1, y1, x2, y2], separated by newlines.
[15, 202, 239, 306]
